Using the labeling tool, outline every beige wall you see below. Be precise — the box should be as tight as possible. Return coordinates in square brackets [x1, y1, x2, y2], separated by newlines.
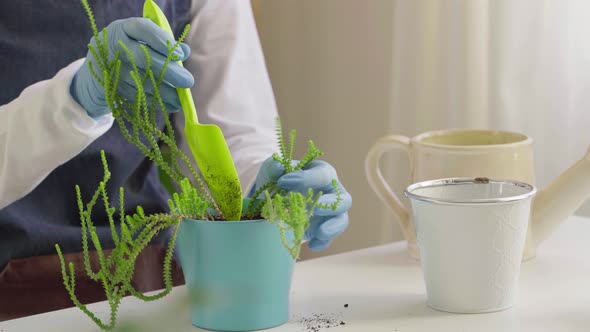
[252, 1, 590, 259]
[252, 1, 404, 258]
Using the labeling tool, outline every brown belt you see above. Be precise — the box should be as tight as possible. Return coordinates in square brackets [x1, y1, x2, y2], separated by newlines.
[0, 244, 185, 321]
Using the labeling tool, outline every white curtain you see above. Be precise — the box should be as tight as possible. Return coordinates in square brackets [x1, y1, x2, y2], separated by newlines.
[253, 0, 590, 257]
[390, 0, 590, 190]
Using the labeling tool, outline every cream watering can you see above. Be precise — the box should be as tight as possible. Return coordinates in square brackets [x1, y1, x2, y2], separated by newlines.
[365, 129, 590, 260]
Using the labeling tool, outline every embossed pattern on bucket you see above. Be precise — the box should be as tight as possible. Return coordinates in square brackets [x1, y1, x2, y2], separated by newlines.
[405, 178, 536, 313]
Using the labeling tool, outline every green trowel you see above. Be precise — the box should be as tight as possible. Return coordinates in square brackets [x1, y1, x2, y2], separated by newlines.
[143, 0, 242, 220]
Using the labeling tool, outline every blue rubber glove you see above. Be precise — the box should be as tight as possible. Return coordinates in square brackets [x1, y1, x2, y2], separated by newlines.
[252, 158, 352, 251]
[71, 18, 194, 118]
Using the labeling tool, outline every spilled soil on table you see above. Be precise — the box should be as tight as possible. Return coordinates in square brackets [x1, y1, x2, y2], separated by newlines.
[295, 304, 349, 332]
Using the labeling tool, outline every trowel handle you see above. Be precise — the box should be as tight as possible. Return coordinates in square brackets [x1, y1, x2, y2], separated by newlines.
[176, 86, 198, 125]
[143, 0, 199, 125]
[365, 136, 414, 238]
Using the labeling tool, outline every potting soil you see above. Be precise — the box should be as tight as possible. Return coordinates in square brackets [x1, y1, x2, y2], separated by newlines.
[295, 305, 348, 332]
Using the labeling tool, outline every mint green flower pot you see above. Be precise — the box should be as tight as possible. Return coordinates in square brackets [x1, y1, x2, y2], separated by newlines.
[176, 213, 295, 331]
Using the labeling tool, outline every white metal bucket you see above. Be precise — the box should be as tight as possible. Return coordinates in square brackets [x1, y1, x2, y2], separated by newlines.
[405, 178, 537, 313]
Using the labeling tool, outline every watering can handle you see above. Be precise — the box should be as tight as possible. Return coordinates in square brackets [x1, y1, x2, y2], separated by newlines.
[365, 136, 414, 238]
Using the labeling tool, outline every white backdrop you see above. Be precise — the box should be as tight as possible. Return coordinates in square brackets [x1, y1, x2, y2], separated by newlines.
[253, 0, 590, 257]
[390, 0, 590, 185]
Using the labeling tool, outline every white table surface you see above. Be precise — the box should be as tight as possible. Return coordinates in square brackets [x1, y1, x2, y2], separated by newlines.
[2, 216, 590, 332]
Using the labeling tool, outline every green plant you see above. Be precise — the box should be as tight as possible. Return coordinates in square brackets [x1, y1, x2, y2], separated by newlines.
[79, 0, 219, 215]
[243, 118, 322, 218]
[261, 186, 340, 259]
[55, 1, 341, 330]
[55, 152, 207, 331]
[255, 119, 343, 259]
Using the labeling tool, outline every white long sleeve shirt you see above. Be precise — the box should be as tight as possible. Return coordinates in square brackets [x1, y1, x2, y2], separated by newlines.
[0, 0, 278, 209]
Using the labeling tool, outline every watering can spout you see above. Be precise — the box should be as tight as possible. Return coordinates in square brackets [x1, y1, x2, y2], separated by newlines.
[532, 145, 590, 244]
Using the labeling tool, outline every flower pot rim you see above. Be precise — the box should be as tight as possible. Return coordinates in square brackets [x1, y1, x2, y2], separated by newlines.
[182, 217, 267, 224]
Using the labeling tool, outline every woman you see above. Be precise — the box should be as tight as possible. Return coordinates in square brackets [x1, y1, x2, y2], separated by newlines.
[0, 0, 351, 319]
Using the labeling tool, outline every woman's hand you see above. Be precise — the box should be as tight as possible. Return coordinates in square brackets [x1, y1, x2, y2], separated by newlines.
[252, 157, 352, 251]
[70, 18, 194, 118]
